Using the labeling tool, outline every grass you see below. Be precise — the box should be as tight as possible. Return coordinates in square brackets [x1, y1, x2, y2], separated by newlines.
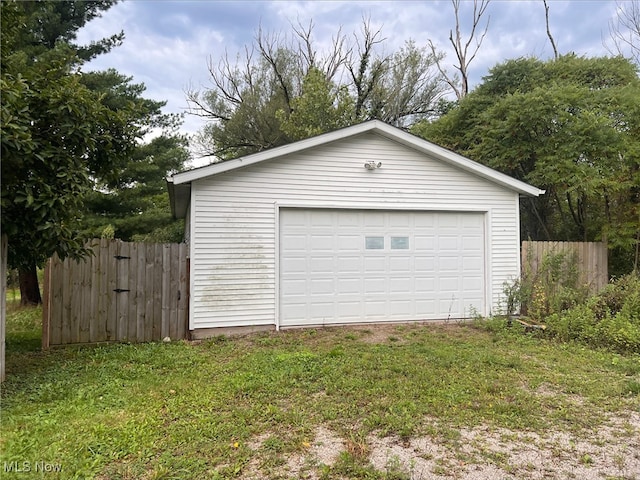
[1, 306, 639, 479]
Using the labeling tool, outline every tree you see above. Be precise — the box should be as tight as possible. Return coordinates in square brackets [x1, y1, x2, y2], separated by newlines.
[188, 20, 448, 160]
[277, 67, 354, 140]
[428, 0, 491, 99]
[76, 68, 190, 244]
[412, 55, 640, 275]
[1, 1, 145, 304]
[6, 0, 123, 64]
[607, 0, 640, 66]
[82, 132, 190, 243]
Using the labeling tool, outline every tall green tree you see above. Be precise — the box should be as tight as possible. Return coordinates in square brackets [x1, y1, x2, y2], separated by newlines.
[413, 55, 640, 275]
[78, 70, 190, 243]
[277, 67, 354, 141]
[83, 133, 189, 243]
[1, 0, 184, 304]
[1, 0, 135, 304]
[188, 21, 448, 160]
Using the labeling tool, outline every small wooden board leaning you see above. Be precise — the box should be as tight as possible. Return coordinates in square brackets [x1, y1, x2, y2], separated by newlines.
[514, 317, 547, 333]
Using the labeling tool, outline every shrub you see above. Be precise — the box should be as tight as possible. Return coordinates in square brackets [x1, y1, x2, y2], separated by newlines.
[502, 249, 590, 321]
[545, 274, 640, 353]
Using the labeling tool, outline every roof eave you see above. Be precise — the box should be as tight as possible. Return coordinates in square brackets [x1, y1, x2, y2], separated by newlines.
[170, 120, 544, 197]
[167, 177, 191, 219]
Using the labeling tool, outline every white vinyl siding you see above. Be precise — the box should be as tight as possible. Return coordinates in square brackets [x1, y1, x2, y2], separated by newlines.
[190, 132, 519, 329]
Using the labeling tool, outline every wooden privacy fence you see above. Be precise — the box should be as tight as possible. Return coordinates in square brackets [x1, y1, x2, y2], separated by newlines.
[43, 239, 189, 348]
[521, 241, 608, 292]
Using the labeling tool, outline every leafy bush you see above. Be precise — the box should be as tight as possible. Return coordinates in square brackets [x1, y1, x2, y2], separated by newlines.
[502, 249, 590, 320]
[546, 274, 640, 353]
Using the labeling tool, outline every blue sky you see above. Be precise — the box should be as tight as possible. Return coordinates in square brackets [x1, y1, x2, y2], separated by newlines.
[76, 0, 624, 156]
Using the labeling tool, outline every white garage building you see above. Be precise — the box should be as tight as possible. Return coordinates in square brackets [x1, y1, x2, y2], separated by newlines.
[168, 121, 543, 337]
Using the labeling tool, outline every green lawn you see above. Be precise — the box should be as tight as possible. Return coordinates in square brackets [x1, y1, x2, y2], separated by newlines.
[2, 305, 639, 479]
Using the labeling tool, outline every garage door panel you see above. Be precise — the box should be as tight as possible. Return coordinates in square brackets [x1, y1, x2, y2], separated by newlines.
[337, 256, 361, 273]
[463, 258, 484, 271]
[414, 214, 435, 228]
[414, 256, 435, 271]
[364, 277, 386, 294]
[281, 278, 306, 295]
[389, 299, 412, 315]
[280, 209, 485, 326]
[437, 215, 459, 228]
[282, 303, 306, 320]
[310, 256, 334, 272]
[439, 256, 460, 271]
[415, 277, 436, 293]
[337, 301, 362, 316]
[364, 257, 386, 272]
[282, 234, 307, 250]
[309, 302, 334, 319]
[337, 235, 360, 250]
[364, 212, 386, 227]
[414, 235, 435, 249]
[310, 235, 334, 250]
[390, 277, 412, 293]
[389, 213, 411, 227]
[281, 256, 306, 272]
[438, 235, 460, 250]
[310, 278, 334, 294]
[389, 256, 412, 272]
[337, 278, 362, 294]
[365, 300, 387, 316]
[462, 235, 483, 249]
[337, 211, 360, 226]
[416, 299, 436, 315]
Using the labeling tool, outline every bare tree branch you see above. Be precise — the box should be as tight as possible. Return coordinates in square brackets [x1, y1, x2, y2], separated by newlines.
[429, 0, 490, 99]
[606, 0, 640, 65]
[429, 39, 461, 99]
[291, 19, 317, 70]
[324, 27, 351, 80]
[347, 18, 388, 119]
[543, 0, 559, 60]
[256, 25, 293, 111]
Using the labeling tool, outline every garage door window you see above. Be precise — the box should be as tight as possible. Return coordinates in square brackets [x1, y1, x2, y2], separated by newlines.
[365, 236, 384, 249]
[391, 236, 409, 249]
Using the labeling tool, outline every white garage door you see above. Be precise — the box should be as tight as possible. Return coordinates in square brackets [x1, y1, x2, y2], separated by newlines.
[279, 209, 485, 327]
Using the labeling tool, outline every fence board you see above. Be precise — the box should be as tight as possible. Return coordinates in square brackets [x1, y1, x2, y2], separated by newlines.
[98, 238, 110, 342]
[106, 240, 117, 341]
[153, 244, 163, 341]
[44, 239, 188, 346]
[61, 256, 72, 344]
[168, 244, 180, 340]
[89, 240, 99, 343]
[162, 244, 170, 339]
[127, 242, 139, 343]
[79, 253, 91, 344]
[1, 235, 7, 381]
[521, 241, 608, 293]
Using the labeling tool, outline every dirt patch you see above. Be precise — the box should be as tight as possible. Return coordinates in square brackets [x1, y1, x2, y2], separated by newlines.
[241, 411, 639, 479]
[368, 412, 640, 479]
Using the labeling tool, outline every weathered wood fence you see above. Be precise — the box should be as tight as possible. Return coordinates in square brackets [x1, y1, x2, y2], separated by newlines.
[1, 235, 7, 382]
[521, 241, 608, 292]
[43, 239, 189, 348]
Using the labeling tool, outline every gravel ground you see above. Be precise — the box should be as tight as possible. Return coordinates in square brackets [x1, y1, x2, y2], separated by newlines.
[244, 411, 640, 479]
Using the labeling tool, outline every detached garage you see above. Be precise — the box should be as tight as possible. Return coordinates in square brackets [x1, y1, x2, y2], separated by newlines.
[168, 120, 543, 337]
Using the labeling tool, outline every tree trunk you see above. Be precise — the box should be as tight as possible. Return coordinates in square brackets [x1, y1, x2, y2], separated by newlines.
[19, 264, 42, 306]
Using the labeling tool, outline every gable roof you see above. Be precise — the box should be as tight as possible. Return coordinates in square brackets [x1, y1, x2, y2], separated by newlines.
[168, 120, 544, 218]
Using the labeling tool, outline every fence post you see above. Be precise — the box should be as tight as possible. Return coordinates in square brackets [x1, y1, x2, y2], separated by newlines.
[42, 259, 51, 350]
